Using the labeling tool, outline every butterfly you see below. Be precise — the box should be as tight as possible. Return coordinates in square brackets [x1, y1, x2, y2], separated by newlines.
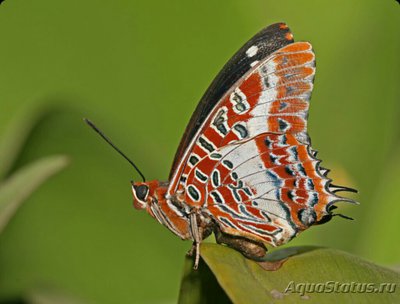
[86, 22, 357, 269]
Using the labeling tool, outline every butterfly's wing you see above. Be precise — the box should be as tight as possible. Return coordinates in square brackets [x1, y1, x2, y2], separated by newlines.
[169, 39, 315, 193]
[170, 23, 294, 179]
[168, 25, 355, 246]
[185, 132, 353, 246]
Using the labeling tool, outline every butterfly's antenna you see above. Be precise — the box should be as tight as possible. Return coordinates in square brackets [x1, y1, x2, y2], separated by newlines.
[84, 118, 146, 182]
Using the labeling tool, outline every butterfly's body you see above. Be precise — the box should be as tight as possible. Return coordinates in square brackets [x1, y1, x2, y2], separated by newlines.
[133, 180, 269, 265]
[89, 23, 357, 269]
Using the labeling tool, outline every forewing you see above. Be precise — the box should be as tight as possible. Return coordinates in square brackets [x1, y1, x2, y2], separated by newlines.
[169, 41, 315, 194]
[170, 23, 294, 179]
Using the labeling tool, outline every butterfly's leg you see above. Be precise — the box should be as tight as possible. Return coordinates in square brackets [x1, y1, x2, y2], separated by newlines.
[186, 243, 196, 257]
[214, 226, 267, 260]
[189, 212, 203, 269]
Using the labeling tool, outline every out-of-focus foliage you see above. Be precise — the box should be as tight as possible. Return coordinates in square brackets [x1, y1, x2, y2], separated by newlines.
[0, 110, 68, 233]
[0, 155, 68, 234]
[0, 0, 398, 303]
[0, 111, 69, 302]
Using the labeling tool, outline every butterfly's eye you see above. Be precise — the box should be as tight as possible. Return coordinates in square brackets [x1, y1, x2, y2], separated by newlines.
[134, 184, 149, 201]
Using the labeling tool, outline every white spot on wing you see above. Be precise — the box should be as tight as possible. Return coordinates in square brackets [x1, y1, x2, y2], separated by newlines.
[250, 60, 259, 67]
[246, 45, 259, 58]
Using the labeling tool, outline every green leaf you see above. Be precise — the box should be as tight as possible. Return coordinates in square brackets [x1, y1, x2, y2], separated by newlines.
[178, 252, 231, 304]
[0, 155, 69, 234]
[179, 243, 400, 303]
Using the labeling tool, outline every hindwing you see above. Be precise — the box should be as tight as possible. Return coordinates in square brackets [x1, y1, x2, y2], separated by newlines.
[184, 133, 351, 245]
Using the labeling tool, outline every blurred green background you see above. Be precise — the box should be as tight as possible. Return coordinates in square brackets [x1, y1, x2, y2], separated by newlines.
[0, 0, 399, 303]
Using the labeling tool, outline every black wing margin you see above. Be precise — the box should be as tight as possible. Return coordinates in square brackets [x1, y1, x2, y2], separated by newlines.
[170, 22, 294, 178]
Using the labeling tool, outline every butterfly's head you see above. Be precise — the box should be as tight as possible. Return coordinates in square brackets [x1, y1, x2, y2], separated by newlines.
[131, 180, 161, 210]
[132, 181, 150, 210]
